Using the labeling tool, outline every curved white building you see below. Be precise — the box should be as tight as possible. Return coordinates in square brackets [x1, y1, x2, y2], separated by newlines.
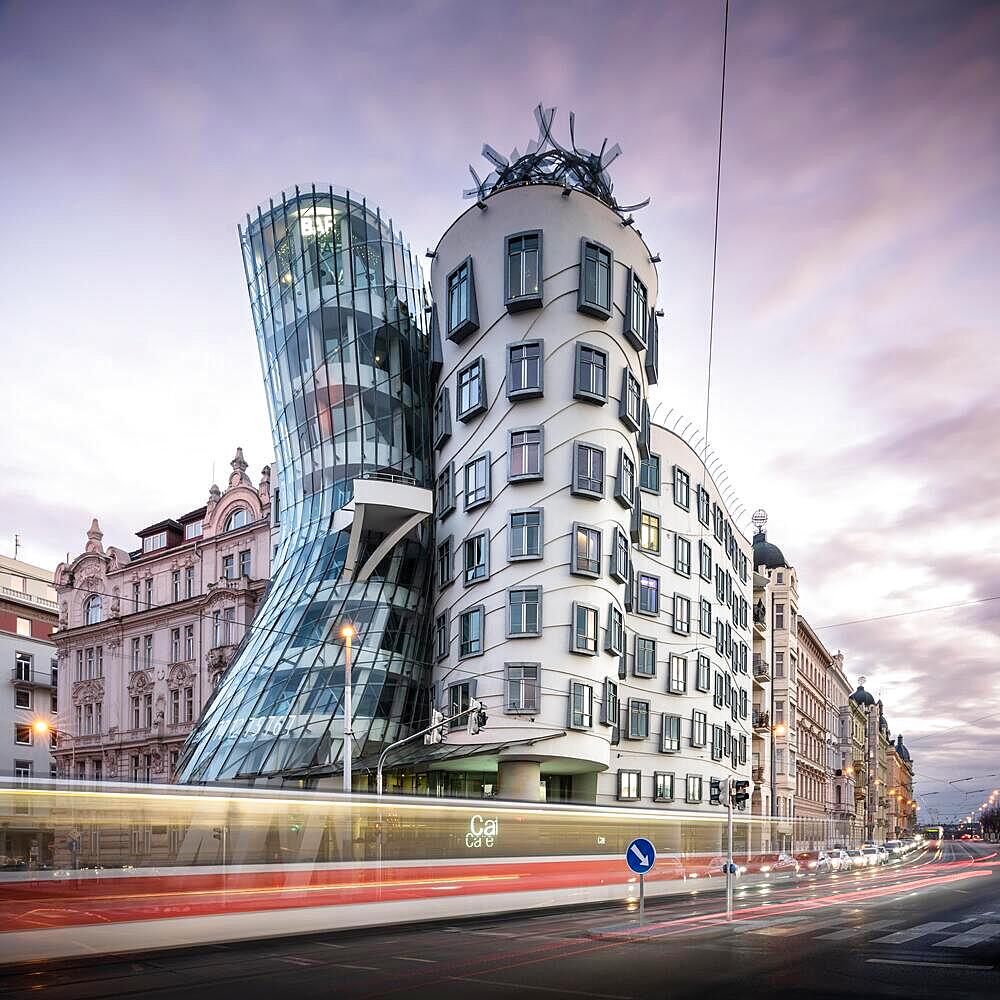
[424, 172, 754, 808]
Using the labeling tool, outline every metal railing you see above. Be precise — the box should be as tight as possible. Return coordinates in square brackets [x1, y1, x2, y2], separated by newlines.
[752, 710, 770, 730]
[1, 585, 57, 610]
[11, 666, 55, 687]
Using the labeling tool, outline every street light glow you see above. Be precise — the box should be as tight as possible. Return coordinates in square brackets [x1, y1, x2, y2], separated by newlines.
[32, 719, 49, 735]
[340, 624, 355, 640]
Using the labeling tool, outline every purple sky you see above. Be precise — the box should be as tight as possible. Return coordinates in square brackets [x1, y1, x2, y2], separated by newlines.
[2, 1, 998, 820]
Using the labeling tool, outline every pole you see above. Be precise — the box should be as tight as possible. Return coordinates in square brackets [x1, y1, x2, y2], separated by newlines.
[639, 872, 645, 929]
[726, 793, 734, 921]
[343, 631, 352, 795]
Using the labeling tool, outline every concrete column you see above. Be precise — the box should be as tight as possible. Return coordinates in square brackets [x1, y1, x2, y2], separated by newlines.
[498, 760, 544, 802]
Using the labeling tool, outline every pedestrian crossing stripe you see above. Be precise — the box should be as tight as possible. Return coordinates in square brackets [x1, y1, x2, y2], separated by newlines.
[934, 923, 1000, 949]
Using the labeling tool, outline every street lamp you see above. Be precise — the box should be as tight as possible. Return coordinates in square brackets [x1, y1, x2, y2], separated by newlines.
[340, 624, 355, 795]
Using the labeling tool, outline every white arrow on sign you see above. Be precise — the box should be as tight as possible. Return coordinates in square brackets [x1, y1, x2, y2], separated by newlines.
[630, 843, 650, 867]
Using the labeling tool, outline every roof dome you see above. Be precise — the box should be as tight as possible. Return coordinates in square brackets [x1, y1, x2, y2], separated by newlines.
[753, 529, 788, 570]
[850, 684, 876, 706]
[896, 734, 911, 762]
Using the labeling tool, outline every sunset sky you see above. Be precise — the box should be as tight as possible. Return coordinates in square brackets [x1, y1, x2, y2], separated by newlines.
[1, 0, 997, 820]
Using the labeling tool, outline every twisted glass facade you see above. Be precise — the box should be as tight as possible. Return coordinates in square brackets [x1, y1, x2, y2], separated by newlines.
[176, 187, 434, 785]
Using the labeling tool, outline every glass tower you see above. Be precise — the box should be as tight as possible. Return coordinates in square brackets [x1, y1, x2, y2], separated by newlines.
[176, 186, 434, 785]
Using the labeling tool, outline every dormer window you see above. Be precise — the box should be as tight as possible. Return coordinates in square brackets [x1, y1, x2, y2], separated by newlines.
[184, 520, 203, 540]
[142, 531, 166, 553]
[224, 508, 249, 532]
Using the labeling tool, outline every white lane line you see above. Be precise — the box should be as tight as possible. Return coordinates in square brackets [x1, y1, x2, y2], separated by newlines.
[868, 958, 993, 971]
[395, 956, 437, 963]
[451, 977, 633, 998]
[750, 921, 830, 937]
[332, 964, 380, 971]
[271, 956, 320, 966]
[819, 919, 900, 940]
[314, 941, 347, 948]
[935, 923, 1000, 949]
[461, 930, 519, 937]
[873, 921, 956, 944]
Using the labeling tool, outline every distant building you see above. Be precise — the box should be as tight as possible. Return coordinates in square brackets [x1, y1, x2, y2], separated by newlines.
[827, 651, 861, 838]
[795, 617, 831, 824]
[887, 734, 915, 837]
[51, 450, 272, 782]
[750, 566, 773, 822]
[0, 555, 58, 782]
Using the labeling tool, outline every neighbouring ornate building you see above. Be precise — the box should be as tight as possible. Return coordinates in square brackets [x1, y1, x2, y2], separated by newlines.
[827, 650, 860, 835]
[51, 450, 272, 783]
[887, 733, 915, 837]
[795, 616, 831, 823]
[750, 563, 773, 823]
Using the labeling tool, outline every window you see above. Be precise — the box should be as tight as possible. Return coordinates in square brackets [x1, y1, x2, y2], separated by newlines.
[619, 370, 642, 433]
[130, 580, 141, 612]
[436, 462, 455, 518]
[433, 387, 452, 447]
[661, 713, 681, 752]
[239, 549, 251, 577]
[131, 696, 141, 730]
[572, 442, 605, 498]
[463, 454, 491, 510]
[775, 603, 785, 629]
[507, 339, 544, 399]
[213, 610, 222, 647]
[605, 605, 624, 655]
[507, 586, 542, 637]
[459, 606, 485, 659]
[578, 239, 613, 318]
[224, 508, 249, 532]
[143, 531, 167, 553]
[130, 637, 140, 670]
[184, 624, 194, 660]
[457, 357, 487, 421]
[143, 635, 152, 667]
[628, 699, 650, 739]
[447, 682, 471, 728]
[14, 651, 31, 682]
[672, 466, 691, 509]
[668, 654, 687, 694]
[144, 693, 153, 728]
[654, 772, 675, 802]
[697, 485, 711, 526]
[437, 536, 453, 589]
[223, 607, 236, 645]
[505, 231, 543, 310]
[184, 519, 202, 539]
[674, 535, 691, 576]
[171, 570, 181, 602]
[15, 687, 31, 709]
[614, 449, 635, 508]
[570, 681, 594, 728]
[505, 663, 540, 713]
[700, 598, 712, 636]
[223, 554, 235, 579]
[185, 566, 195, 599]
[170, 628, 180, 663]
[463, 531, 490, 586]
[624, 268, 649, 350]
[696, 654, 711, 692]
[699, 541, 712, 581]
[611, 526, 630, 583]
[627, 635, 656, 680]
[572, 602, 600, 655]
[509, 509, 543, 559]
[712, 725, 724, 761]
[639, 454, 661, 493]
[144, 577, 153, 608]
[774, 651, 785, 678]
[184, 687, 194, 722]
[509, 427, 543, 480]
[84, 594, 102, 625]
[637, 573, 660, 616]
[638, 512, 660, 555]
[573, 343, 608, 403]
[686, 774, 703, 804]
[171, 688, 180, 725]
[446, 257, 479, 341]
[691, 710, 708, 748]
[13, 760, 33, 780]
[572, 524, 602, 577]
[434, 612, 449, 661]
[617, 769, 641, 801]
[672, 594, 691, 636]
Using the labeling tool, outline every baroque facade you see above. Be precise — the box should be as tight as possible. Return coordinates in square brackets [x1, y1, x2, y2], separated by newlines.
[52, 451, 272, 782]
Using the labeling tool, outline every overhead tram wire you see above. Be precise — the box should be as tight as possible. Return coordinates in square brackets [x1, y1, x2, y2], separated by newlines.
[814, 594, 1000, 630]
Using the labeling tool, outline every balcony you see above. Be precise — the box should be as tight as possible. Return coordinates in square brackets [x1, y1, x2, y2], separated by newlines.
[752, 656, 770, 685]
[752, 766, 765, 783]
[0, 585, 57, 610]
[752, 710, 770, 732]
[11, 665, 55, 688]
[207, 645, 236, 671]
[752, 601, 767, 636]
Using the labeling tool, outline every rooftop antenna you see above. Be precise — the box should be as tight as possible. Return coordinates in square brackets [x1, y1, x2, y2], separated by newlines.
[751, 509, 768, 535]
[14, 534, 21, 560]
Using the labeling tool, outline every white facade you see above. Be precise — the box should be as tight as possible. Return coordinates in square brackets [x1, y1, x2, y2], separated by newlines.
[426, 183, 753, 808]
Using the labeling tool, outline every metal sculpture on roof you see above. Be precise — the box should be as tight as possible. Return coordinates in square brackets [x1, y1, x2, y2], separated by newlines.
[464, 104, 650, 216]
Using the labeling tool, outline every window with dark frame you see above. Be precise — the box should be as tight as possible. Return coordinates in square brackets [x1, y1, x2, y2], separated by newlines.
[570, 680, 594, 728]
[446, 257, 479, 341]
[434, 611, 449, 661]
[639, 453, 661, 493]
[505, 663, 540, 712]
[433, 388, 451, 447]
[691, 709, 708, 748]
[617, 769, 641, 801]
[508, 586, 542, 637]
[572, 442, 605, 498]
[573, 344, 608, 403]
[463, 532, 490, 586]
[628, 699, 650, 739]
[697, 485, 711, 525]
[654, 772, 675, 802]
[674, 535, 691, 576]
[572, 602, 599, 655]
[700, 597, 712, 636]
[673, 466, 691, 509]
[509, 427, 543, 480]
[459, 606, 485, 658]
[619, 369, 642, 431]
[464, 454, 491, 510]
[614, 449, 635, 508]
[456, 357, 486, 421]
[661, 713, 681, 752]
[436, 462, 455, 518]
[699, 540, 713, 581]
[634, 635, 656, 677]
[696, 653, 711, 692]
[505, 232, 543, 310]
[507, 340, 543, 399]
[624, 269, 649, 350]
[578, 239, 612, 318]
[668, 654, 687, 694]
[605, 604, 624, 655]
[437, 536, 453, 589]
[509, 509, 542, 559]
[639, 511, 660, 553]
[572, 523, 601, 577]
[611, 526, 630, 582]
[637, 573, 660, 615]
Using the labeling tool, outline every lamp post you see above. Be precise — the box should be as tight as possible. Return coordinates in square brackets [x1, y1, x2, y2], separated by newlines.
[340, 624, 355, 795]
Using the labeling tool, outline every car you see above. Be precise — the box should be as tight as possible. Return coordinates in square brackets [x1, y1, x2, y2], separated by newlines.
[877, 846, 890, 864]
[846, 849, 865, 868]
[861, 846, 880, 867]
[829, 849, 852, 871]
[748, 852, 799, 875]
[884, 840, 903, 855]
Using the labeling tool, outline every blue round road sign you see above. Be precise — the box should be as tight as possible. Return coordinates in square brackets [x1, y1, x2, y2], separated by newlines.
[625, 837, 656, 874]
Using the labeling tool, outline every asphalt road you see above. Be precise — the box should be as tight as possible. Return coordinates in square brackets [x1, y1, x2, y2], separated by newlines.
[2, 840, 997, 1000]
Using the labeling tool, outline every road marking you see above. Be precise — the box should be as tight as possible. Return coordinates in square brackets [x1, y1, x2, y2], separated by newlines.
[873, 921, 955, 944]
[819, 919, 900, 940]
[332, 964, 379, 971]
[315, 941, 347, 948]
[750, 921, 828, 937]
[868, 959, 993, 971]
[395, 956, 437, 963]
[935, 923, 1000, 948]
[271, 956, 320, 966]
[451, 977, 633, 998]
[461, 929, 519, 937]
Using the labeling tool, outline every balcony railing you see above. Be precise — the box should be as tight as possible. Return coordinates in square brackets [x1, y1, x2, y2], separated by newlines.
[752, 710, 770, 731]
[0, 585, 57, 610]
[11, 666, 55, 688]
[752, 766, 765, 783]
[752, 657, 770, 681]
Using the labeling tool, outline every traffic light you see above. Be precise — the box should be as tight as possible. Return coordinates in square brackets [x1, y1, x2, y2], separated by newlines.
[731, 779, 752, 809]
[424, 709, 445, 745]
[710, 777, 729, 806]
[467, 698, 488, 735]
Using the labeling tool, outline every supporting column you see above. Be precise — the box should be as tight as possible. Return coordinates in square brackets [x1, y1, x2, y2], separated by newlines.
[497, 760, 544, 802]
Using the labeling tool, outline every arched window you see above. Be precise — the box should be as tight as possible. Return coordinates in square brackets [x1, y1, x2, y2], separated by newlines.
[84, 594, 102, 625]
[224, 508, 249, 532]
